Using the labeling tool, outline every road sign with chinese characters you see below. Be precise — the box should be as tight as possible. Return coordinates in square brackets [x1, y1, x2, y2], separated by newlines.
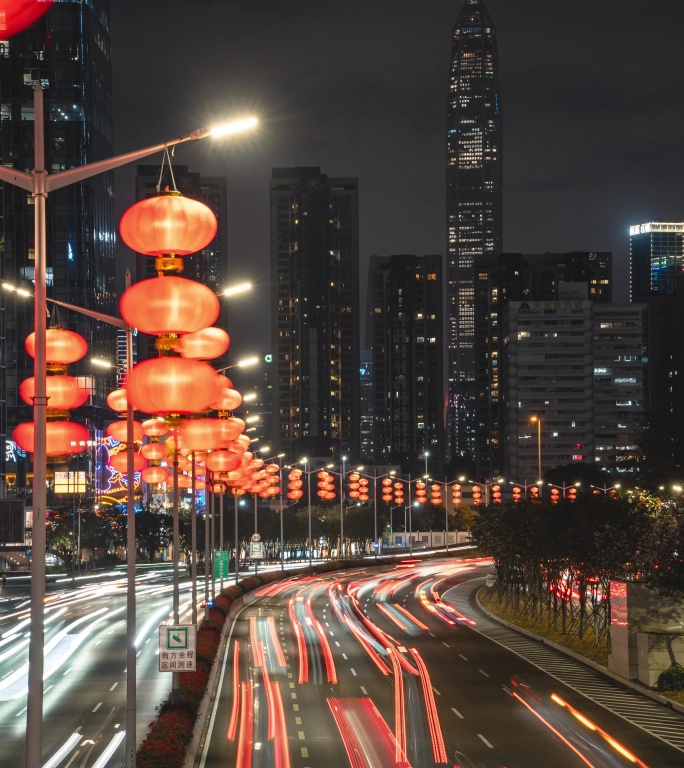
[159, 624, 196, 672]
[214, 550, 229, 578]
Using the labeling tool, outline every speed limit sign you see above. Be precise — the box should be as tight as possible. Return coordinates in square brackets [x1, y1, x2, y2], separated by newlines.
[251, 532, 261, 542]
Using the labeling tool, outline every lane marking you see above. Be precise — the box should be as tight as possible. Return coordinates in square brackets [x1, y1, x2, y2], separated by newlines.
[109, 682, 118, 691]
[478, 669, 489, 678]
[301, 747, 309, 758]
[433, 688, 441, 696]
[451, 707, 464, 719]
[92, 702, 102, 713]
[351, 668, 357, 676]
[298, 731, 305, 740]
[360, 686, 368, 695]
[459, 654, 468, 661]
[342, 653, 347, 660]
[442, 642, 450, 648]
[478, 734, 494, 748]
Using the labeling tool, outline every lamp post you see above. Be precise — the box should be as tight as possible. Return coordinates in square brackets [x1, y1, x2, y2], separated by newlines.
[424, 450, 429, 477]
[590, 483, 621, 496]
[530, 415, 542, 482]
[468, 477, 505, 506]
[548, 481, 581, 500]
[509, 479, 543, 501]
[0, 83, 256, 768]
[389, 504, 402, 545]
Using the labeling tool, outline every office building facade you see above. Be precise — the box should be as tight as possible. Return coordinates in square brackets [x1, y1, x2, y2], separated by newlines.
[369, 255, 444, 475]
[629, 222, 684, 301]
[473, 252, 612, 479]
[503, 300, 645, 481]
[446, 0, 503, 463]
[269, 167, 360, 460]
[0, 0, 114, 498]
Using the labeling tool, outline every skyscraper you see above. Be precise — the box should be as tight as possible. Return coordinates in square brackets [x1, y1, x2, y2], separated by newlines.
[269, 167, 360, 461]
[369, 254, 444, 475]
[629, 222, 684, 301]
[0, 0, 115, 498]
[446, 0, 503, 464]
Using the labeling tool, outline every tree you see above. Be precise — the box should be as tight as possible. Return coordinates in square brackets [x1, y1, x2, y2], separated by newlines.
[135, 507, 172, 563]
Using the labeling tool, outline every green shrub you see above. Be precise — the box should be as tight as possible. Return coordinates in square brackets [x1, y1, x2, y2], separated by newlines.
[137, 707, 194, 768]
[223, 584, 243, 600]
[213, 594, 232, 615]
[656, 664, 684, 691]
[239, 575, 261, 591]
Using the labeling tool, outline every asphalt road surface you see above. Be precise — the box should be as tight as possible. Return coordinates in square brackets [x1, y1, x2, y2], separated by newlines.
[197, 556, 684, 768]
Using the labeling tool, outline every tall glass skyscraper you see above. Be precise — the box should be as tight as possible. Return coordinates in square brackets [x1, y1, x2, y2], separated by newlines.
[0, 0, 115, 499]
[446, 0, 503, 465]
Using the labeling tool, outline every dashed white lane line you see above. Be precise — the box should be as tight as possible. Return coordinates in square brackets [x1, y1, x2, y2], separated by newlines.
[478, 734, 494, 748]
[442, 642, 450, 648]
[298, 731, 305, 740]
[109, 682, 118, 691]
[335, 641, 340, 647]
[351, 668, 357, 676]
[92, 702, 102, 713]
[301, 747, 309, 757]
[451, 707, 464, 719]
[478, 669, 489, 678]
[360, 686, 368, 695]
[459, 654, 468, 661]
[433, 688, 441, 696]
[342, 653, 348, 660]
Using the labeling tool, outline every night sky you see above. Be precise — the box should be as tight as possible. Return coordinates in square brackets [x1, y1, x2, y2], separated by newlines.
[110, 0, 684, 357]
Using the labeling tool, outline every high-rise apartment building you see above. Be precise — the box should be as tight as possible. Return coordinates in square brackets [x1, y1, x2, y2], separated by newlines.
[269, 167, 360, 460]
[503, 299, 645, 480]
[0, 0, 115, 498]
[474, 252, 612, 479]
[369, 255, 444, 475]
[446, 0, 503, 463]
[629, 222, 684, 301]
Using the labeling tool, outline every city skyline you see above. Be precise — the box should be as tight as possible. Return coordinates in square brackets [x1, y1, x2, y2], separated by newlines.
[110, 0, 684, 359]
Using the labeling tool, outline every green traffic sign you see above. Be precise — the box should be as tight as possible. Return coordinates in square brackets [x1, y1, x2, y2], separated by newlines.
[214, 550, 229, 578]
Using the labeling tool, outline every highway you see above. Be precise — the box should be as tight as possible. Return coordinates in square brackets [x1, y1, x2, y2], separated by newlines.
[198, 556, 684, 768]
[0, 570, 189, 767]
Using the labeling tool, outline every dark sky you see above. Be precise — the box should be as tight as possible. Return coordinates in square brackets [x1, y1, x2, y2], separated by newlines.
[110, 0, 684, 358]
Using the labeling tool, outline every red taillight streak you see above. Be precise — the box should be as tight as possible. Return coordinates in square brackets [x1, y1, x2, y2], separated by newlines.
[268, 615, 287, 668]
[376, 601, 410, 631]
[393, 602, 429, 630]
[388, 646, 407, 763]
[410, 648, 448, 764]
[512, 691, 596, 768]
[226, 639, 240, 740]
[288, 599, 308, 684]
[235, 682, 253, 768]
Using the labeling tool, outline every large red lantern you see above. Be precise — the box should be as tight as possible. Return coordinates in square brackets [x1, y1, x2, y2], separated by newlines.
[142, 465, 169, 484]
[106, 420, 143, 443]
[119, 275, 220, 336]
[211, 388, 242, 412]
[13, 421, 89, 456]
[119, 191, 218, 257]
[206, 449, 241, 472]
[127, 357, 222, 415]
[0, 1, 54, 39]
[25, 327, 88, 365]
[141, 442, 166, 461]
[106, 388, 128, 412]
[177, 418, 224, 451]
[175, 327, 230, 360]
[142, 418, 169, 437]
[20, 375, 89, 410]
[109, 451, 146, 473]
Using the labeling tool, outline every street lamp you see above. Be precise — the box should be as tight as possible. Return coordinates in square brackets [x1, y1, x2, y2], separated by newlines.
[530, 415, 542, 482]
[424, 450, 429, 477]
[0, 81, 256, 768]
[468, 477, 505, 506]
[590, 483, 621, 496]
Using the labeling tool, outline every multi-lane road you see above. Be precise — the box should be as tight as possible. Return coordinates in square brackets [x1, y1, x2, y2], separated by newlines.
[197, 557, 684, 768]
[1, 555, 683, 767]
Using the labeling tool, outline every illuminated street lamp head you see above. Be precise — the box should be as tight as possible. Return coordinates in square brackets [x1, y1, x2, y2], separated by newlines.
[242, 392, 257, 402]
[91, 357, 115, 369]
[221, 281, 252, 297]
[207, 116, 258, 138]
[237, 356, 259, 368]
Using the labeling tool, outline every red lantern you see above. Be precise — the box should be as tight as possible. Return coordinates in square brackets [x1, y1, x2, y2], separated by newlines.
[0, 1, 54, 39]
[175, 327, 230, 360]
[106, 420, 143, 443]
[176, 418, 223, 451]
[211, 388, 242, 412]
[142, 418, 169, 437]
[109, 451, 146, 473]
[119, 275, 220, 336]
[287, 490, 303, 500]
[141, 442, 166, 461]
[119, 191, 218, 257]
[106, 388, 128, 413]
[26, 327, 88, 365]
[206, 449, 241, 472]
[20, 375, 89, 410]
[127, 357, 222, 415]
[142, 465, 169, 484]
[13, 421, 89, 456]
